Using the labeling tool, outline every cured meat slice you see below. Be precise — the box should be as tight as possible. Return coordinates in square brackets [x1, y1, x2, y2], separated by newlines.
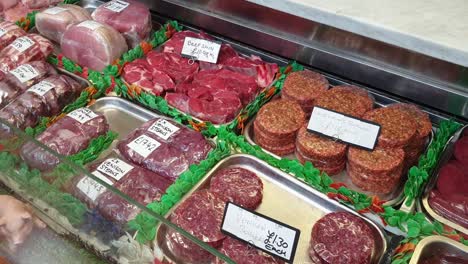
[163, 30, 213, 54]
[122, 58, 174, 95]
[36, 5, 92, 43]
[61, 20, 128, 71]
[0, 34, 53, 75]
[0, 21, 26, 49]
[0, 61, 57, 108]
[314, 86, 373, 118]
[436, 161, 468, 203]
[21, 0, 61, 9]
[0, 0, 18, 12]
[209, 167, 263, 210]
[214, 237, 285, 264]
[199, 44, 238, 71]
[222, 55, 279, 87]
[428, 190, 468, 229]
[92, 0, 152, 48]
[454, 136, 468, 165]
[146, 51, 199, 84]
[310, 212, 375, 264]
[166, 190, 226, 263]
[20, 108, 109, 171]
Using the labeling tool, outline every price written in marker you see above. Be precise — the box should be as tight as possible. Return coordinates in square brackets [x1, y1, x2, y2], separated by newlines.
[127, 135, 161, 158]
[9, 64, 39, 83]
[11, 37, 35, 53]
[181, 37, 221, 64]
[221, 203, 300, 263]
[77, 171, 113, 201]
[28, 81, 55, 96]
[67, 108, 99, 124]
[307, 106, 381, 150]
[104, 0, 130, 12]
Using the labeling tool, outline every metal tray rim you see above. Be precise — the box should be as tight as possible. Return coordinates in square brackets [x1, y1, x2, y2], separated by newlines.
[409, 235, 468, 264]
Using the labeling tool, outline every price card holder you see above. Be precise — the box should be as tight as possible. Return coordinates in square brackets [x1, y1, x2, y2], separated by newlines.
[181, 37, 221, 64]
[221, 202, 300, 263]
[307, 106, 381, 150]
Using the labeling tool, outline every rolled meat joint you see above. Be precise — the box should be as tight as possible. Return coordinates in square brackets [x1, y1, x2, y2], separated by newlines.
[0, 34, 53, 75]
[0, 61, 57, 108]
[20, 108, 109, 171]
[91, 0, 152, 48]
[20, 0, 61, 9]
[0, 74, 83, 137]
[61, 20, 128, 71]
[0, 21, 26, 52]
[0, 195, 46, 251]
[36, 5, 92, 43]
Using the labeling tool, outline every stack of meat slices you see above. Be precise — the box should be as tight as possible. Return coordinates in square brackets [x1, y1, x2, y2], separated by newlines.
[296, 126, 348, 175]
[281, 70, 329, 113]
[314, 85, 374, 118]
[253, 99, 305, 156]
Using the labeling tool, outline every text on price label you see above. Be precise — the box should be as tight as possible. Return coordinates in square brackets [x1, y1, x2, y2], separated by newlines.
[147, 119, 180, 140]
[77, 171, 113, 201]
[11, 37, 35, 53]
[97, 158, 134, 181]
[0, 27, 6, 38]
[105, 0, 129, 12]
[44, 6, 67, 15]
[28, 81, 55, 96]
[181, 37, 221, 63]
[221, 203, 300, 263]
[127, 135, 161, 158]
[68, 108, 99, 124]
[307, 106, 381, 150]
[10, 64, 40, 83]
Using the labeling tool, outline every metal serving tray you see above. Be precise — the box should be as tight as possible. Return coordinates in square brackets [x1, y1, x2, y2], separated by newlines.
[420, 125, 468, 235]
[409, 235, 468, 264]
[154, 154, 388, 264]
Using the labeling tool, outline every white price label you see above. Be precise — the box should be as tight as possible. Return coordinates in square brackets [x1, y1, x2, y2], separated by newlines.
[10, 36, 35, 53]
[104, 0, 129, 12]
[67, 108, 99, 124]
[307, 107, 381, 150]
[0, 27, 6, 38]
[28, 81, 55, 96]
[221, 203, 300, 263]
[181, 37, 221, 63]
[77, 171, 113, 202]
[9, 64, 40, 83]
[147, 119, 180, 140]
[44, 6, 67, 15]
[78, 20, 102, 31]
[97, 158, 134, 181]
[127, 134, 161, 158]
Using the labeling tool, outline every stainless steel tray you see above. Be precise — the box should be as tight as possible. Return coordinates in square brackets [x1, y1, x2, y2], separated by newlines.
[420, 125, 468, 235]
[154, 154, 388, 264]
[409, 235, 468, 264]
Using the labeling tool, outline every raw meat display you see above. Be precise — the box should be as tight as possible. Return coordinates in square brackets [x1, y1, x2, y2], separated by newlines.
[36, 5, 92, 43]
[165, 190, 226, 263]
[0, 60, 56, 108]
[309, 212, 375, 264]
[20, 108, 109, 171]
[163, 30, 213, 54]
[21, 0, 61, 9]
[2, 3, 33, 23]
[0, 34, 53, 75]
[222, 55, 279, 88]
[198, 44, 238, 71]
[146, 51, 199, 85]
[0, 21, 26, 51]
[454, 137, 468, 164]
[209, 167, 263, 210]
[0, 0, 19, 12]
[253, 99, 305, 156]
[420, 250, 468, 264]
[118, 118, 212, 181]
[0, 74, 83, 137]
[214, 237, 285, 264]
[315, 85, 374, 118]
[428, 190, 468, 228]
[91, 0, 152, 48]
[61, 20, 128, 71]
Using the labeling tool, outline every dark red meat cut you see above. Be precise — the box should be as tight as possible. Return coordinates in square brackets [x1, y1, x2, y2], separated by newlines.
[0, 21, 26, 50]
[209, 167, 263, 210]
[146, 51, 199, 84]
[163, 30, 213, 54]
[122, 58, 175, 95]
[166, 190, 226, 263]
[214, 237, 285, 264]
[310, 212, 375, 264]
[454, 136, 468, 165]
[199, 44, 238, 71]
[436, 161, 468, 203]
[428, 190, 468, 229]
[223, 55, 279, 87]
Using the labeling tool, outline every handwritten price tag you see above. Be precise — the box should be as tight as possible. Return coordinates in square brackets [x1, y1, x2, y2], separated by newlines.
[221, 203, 300, 263]
[77, 171, 113, 201]
[97, 158, 134, 181]
[127, 135, 161, 158]
[181, 37, 221, 63]
[104, 0, 129, 12]
[28, 81, 55, 96]
[147, 119, 180, 140]
[11, 36, 35, 53]
[307, 106, 381, 150]
[9, 64, 39, 83]
[67, 108, 99, 124]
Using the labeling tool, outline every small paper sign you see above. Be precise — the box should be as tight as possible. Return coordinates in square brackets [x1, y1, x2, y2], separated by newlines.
[78, 21, 102, 31]
[307, 106, 381, 150]
[28, 81, 55, 96]
[44, 6, 67, 15]
[104, 0, 129, 12]
[127, 135, 161, 158]
[181, 37, 221, 63]
[97, 158, 134, 181]
[11, 37, 35, 53]
[68, 108, 99, 124]
[221, 203, 300, 263]
[0, 27, 6, 38]
[10, 64, 39, 83]
[77, 171, 113, 202]
[147, 119, 180, 140]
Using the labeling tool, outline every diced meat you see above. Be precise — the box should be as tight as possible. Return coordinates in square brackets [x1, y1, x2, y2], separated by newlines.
[36, 5, 92, 43]
[146, 51, 199, 84]
[61, 20, 128, 71]
[214, 237, 285, 264]
[166, 190, 225, 263]
[0, 34, 53, 75]
[209, 167, 263, 210]
[428, 190, 468, 229]
[21, 0, 61, 9]
[0, 0, 18, 12]
[122, 58, 174, 95]
[454, 136, 468, 165]
[199, 44, 238, 71]
[20, 108, 109, 171]
[223, 55, 279, 87]
[0, 21, 26, 50]
[0, 61, 56, 108]
[163, 30, 213, 54]
[436, 161, 468, 203]
[92, 0, 152, 48]
[310, 212, 375, 264]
